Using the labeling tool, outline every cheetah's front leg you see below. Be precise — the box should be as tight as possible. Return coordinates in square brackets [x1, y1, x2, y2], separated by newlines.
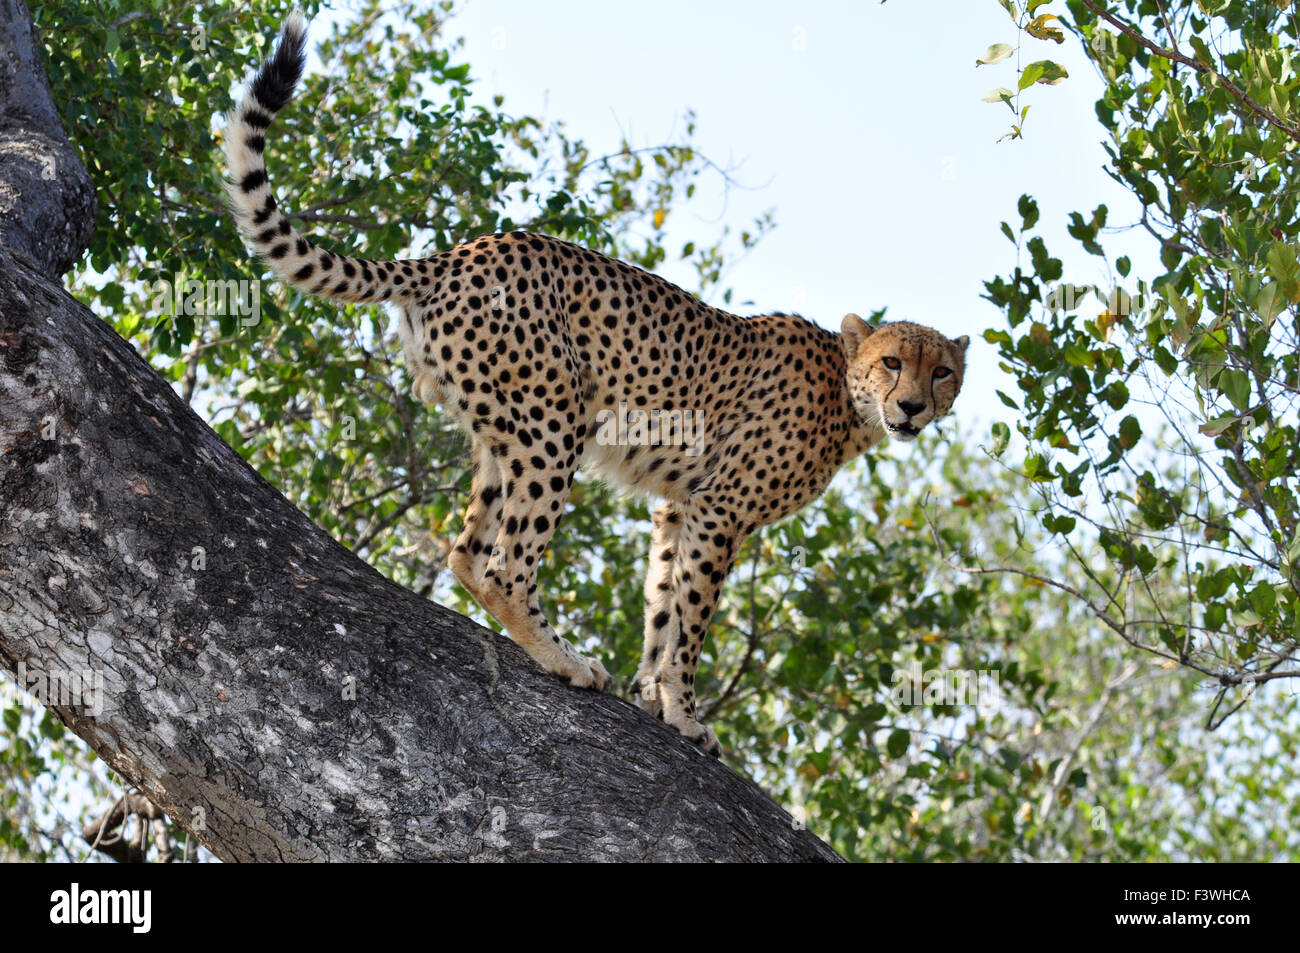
[634, 502, 683, 718]
[645, 501, 743, 756]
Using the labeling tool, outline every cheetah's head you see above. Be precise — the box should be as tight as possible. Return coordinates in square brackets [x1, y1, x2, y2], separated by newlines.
[841, 315, 969, 443]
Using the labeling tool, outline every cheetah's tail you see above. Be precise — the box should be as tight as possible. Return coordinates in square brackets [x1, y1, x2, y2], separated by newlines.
[222, 12, 425, 305]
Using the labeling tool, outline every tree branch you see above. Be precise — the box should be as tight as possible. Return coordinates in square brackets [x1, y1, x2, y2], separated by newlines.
[1079, 0, 1300, 143]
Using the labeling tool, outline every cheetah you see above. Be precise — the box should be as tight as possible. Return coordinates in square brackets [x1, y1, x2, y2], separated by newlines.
[223, 14, 969, 755]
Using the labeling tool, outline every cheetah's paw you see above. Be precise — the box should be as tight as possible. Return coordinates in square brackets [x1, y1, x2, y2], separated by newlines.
[668, 716, 721, 758]
[561, 654, 611, 692]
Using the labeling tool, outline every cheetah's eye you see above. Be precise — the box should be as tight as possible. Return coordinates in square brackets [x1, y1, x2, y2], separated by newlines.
[934, 367, 952, 379]
[882, 356, 902, 371]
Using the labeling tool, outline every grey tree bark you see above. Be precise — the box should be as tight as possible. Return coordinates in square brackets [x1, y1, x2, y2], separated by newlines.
[0, 0, 95, 278]
[0, 1, 841, 862]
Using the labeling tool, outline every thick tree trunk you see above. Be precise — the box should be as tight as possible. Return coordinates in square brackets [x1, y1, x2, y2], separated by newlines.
[0, 3, 840, 861]
[0, 0, 95, 278]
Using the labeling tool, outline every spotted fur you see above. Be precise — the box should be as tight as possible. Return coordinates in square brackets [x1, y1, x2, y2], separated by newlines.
[223, 15, 969, 756]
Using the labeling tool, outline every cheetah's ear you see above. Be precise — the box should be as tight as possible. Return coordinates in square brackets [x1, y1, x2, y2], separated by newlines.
[953, 334, 970, 353]
[841, 313, 874, 360]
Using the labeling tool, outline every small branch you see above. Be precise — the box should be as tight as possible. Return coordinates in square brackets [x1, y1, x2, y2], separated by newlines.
[180, 343, 200, 405]
[107, 11, 150, 31]
[1079, 0, 1300, 143]
[81, 792, 170, 863]
[918, 501, 1300, 694]
[290, 211, 386, 230]
[1038, 661, 1137, 822]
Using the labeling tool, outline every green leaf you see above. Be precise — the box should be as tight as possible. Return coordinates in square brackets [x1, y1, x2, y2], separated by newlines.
[1024, 59, 1069, 85]
[1218, 369, 1251, 412]
[1287, 530, 1300, 567]
[1024, 453, 1053, 481]
[1255, 282, 1285, 324]
[1027, 236, 1062, 280]
[1018, 194, 1040, 230]
[1189, 35, 1215, 68]
[887, 729, 910, 759]
[990, 421, 1011, 457]
[1118, 415, 1141, 449]
[1045, 513, 1077, 535]
[1063, 343, 1093, 366]
[1233, 609, 1262, 627]
[1266, 241, 1300, 292]
[1019, 62, 1045, 89]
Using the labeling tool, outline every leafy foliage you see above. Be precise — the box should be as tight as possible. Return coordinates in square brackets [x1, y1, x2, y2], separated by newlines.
[976, 0, 1072, 139]
[980, 0, 1300, 745]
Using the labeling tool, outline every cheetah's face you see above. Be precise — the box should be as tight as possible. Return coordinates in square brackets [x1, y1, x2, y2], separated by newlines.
[841, 315, 969, 443]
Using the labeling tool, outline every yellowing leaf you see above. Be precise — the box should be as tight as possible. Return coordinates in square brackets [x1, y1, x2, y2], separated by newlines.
[1096, 310, 1119, 342]
[652, 208, 666, 229]
[1026, 14, 1065, 44]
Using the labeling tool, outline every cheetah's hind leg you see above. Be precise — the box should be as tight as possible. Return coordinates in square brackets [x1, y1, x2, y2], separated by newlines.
[447, 438, 505, 606]
[473, 446, 610, 692]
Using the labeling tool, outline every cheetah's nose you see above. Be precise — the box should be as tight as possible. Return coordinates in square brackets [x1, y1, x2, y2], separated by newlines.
[898, 399, 925, 419]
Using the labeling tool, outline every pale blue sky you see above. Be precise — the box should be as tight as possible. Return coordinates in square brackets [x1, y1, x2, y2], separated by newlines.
[437, 0, 1163, 441]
